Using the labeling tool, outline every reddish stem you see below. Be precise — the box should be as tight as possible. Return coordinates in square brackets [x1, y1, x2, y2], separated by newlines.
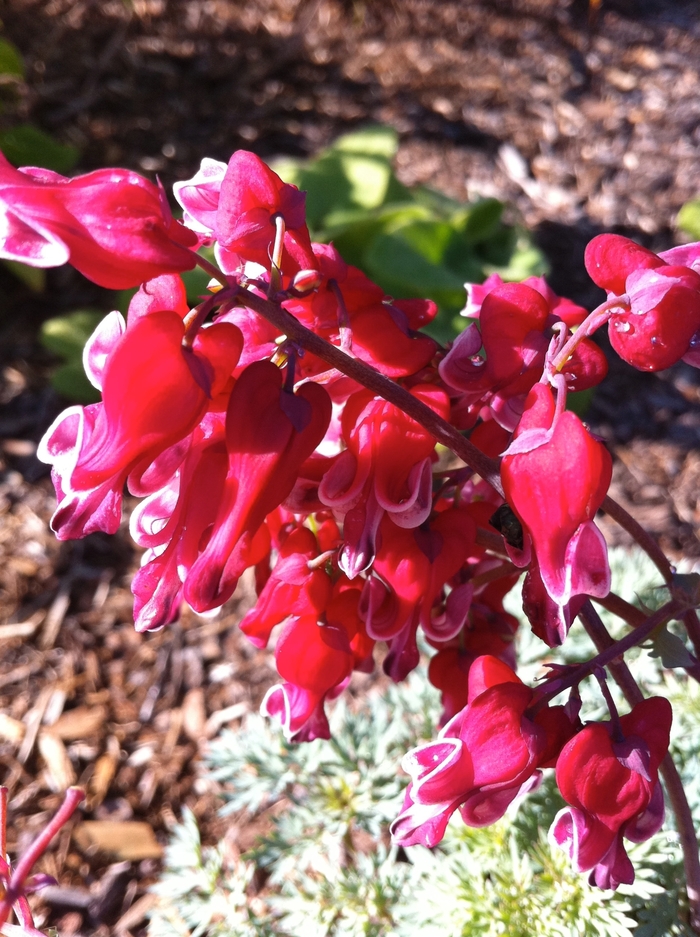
[550, 296, 627, 373]
[234, 285, 505, 495]
[536, 598, 679, 708]
[602, 494, 700, 659]
[0, 787, 84, 930]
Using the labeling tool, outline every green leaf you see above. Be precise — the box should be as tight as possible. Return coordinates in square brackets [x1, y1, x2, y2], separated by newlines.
[332, 125, 399, 159]
[566, 388, 594, 417]
[41, 310, 103, 359]
[649, 624, 695, 669]
[0, 124, 79, 174]
[677, 200, 700, 240]
[462, 198, 504, 245]
[364, 231, 466, 310]
[0, 38, 24, 79]
[181, 265, 216, 302]
[50, 361, 100, 403]
[2, 259, 45, 291]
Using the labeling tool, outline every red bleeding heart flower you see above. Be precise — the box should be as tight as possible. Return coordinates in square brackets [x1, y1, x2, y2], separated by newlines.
[585, 234, 700, 371]
[551, 697, 672, 889]
[38, 310, 243, 540]
[184, 360, 332, 612]
[0, 154, 197, 288]
[500, 382, 611, 641]
[391, 656, 576, 847]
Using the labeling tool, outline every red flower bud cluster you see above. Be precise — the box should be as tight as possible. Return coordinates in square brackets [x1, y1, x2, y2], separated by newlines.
[3, 146, 688, 890]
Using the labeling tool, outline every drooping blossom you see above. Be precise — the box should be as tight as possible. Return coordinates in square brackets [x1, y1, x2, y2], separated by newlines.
[551, 696, 672, 889]
[585, 233, 700, 371]
[500, 382, 612, 644]
[319, 385, 450, 577]
[184, 360, 332, 612]
[391, 655, 577, 847]
[0, 154, 197, 288]
[440, 283, 607, 431]
[38, 308, 243, 540]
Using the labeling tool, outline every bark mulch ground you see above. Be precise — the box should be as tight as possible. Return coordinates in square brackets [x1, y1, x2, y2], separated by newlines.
[1, 1, 700, 933]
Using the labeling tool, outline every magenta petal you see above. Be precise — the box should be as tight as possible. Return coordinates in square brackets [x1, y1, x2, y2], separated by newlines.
[390, 789, 459, 848]
[82, 310, 125, 391]
[564, 521, 611, 600]
[624, 781, 665, 843]
[402, 738, 472, 805]
[380, 457, 433, 529]
[459, 782, 522, 827]
[550, 807, 616, 873]
[262, 683, 330, 742]
[590, 833, 635, 890]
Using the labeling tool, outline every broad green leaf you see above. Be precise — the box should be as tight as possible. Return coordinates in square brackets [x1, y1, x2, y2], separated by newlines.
[485, 231, 548, 281]
[0, 124, 79, 173]
[462, 198, 504, 245]
[181, 265, 215, 302]
[677, 199, 700, 240]
[0, 38, 24, 78]
[364, 230, 466, 311]
[381, 219, 455, 265]
[566, 388, 594, 417]
[332, 125, 399, 159]
[41, 310, 103, 359]
[50, 361, 100, 403]
[2, 259, 45, 291]
[338, 152, 392, 210]
[324, 204, 432, 268]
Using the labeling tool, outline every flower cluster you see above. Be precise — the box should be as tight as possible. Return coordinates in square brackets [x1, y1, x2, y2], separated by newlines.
[3, 147, 693, 891]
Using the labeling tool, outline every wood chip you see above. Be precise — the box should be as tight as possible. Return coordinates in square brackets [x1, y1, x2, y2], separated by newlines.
[17, 684, 54, 764]
[87, 743, 119, 811]
[114, 893, 157, 935]
[39, 578, 73, 650]
[182, 687, 206, 742]
[73, 821, 163, 861]
[38, 730, 77, 791]
[51, 705, 107, 740]
[0, 713, 25, 744]
[0, 611, 44, 641]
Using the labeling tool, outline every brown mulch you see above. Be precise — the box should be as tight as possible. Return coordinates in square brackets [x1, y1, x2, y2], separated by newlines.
[2, 1, 700, 934]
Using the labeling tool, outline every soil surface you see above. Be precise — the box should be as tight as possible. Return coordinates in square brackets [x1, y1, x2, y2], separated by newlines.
[1, 1, 700, 934]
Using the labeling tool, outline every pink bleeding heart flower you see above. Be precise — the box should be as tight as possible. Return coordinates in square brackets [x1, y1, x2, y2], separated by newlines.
[500, 382, 612, 641]
[184, 360, 332, 612]
[585, 234, 700, 371]
[463, 273, 588, 327]
[361, 507, 476, 682]
[391, 655, 575, 846]
[129, 412, 229, 632]
[282, 242, 438, 379]
[173, 157, 227, 237]
[319, 385, 450, 578]
[0, 153, 197, 288]
[551, 696, 672, 889]
[440, 283, 606, 432]
[39, 311, 243, 540]
[213, 150, 315, 273]
[428, 577, 520, 725]
[262, 613, 356, 742]
[239, 526, 333, 649]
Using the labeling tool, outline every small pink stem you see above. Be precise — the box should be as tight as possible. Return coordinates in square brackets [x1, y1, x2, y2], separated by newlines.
[550, 296, 627, 373]
[0, 787, 84, 930]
